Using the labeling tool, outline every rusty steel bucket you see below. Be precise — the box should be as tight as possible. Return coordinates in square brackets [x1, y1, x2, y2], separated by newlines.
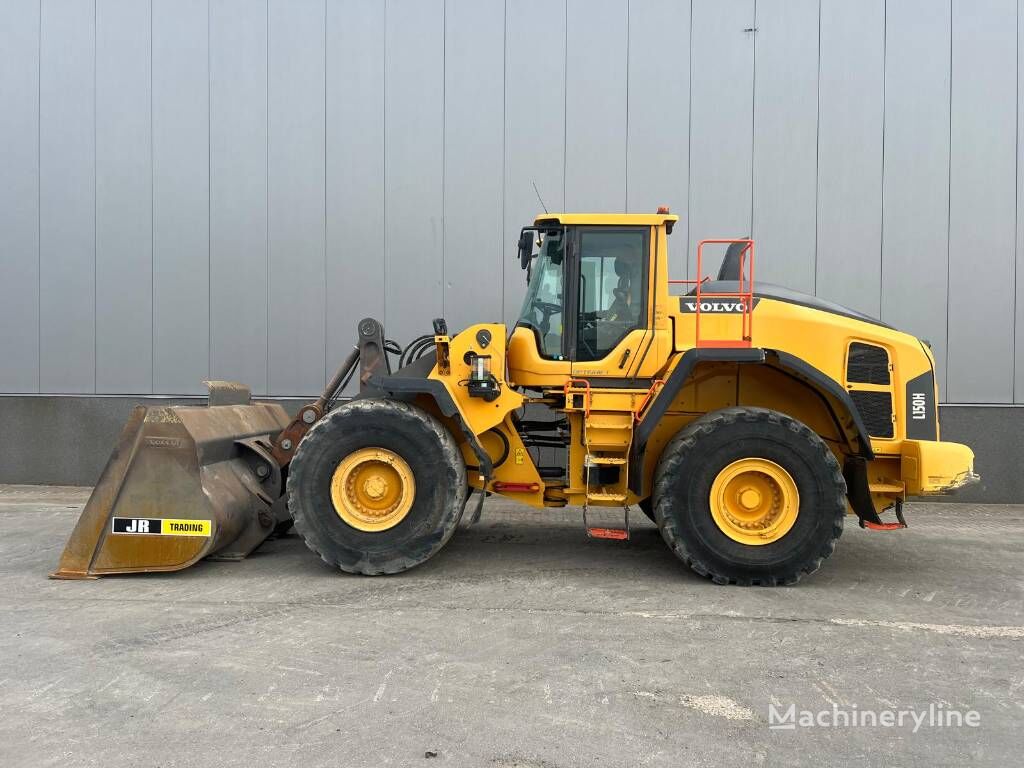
[50, 382, 291, 579]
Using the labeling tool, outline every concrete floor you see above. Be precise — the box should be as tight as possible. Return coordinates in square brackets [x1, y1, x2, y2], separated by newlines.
[0, 486, 1021, 767]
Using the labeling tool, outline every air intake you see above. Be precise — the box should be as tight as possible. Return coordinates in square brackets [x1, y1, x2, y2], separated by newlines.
[850, 391, 894, 438]
[847, 342, 890, 385]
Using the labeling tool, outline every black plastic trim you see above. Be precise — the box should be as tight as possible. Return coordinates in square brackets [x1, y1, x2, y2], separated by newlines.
[583, 377, 655, 390]
[364, 373, 493, 488]
[768, 350, 874, 459]
[906, 349, 939, 441]
[843, 457, 884, 525]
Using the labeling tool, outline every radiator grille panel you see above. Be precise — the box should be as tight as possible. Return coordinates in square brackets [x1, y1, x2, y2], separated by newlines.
[850, 391, 894, 438]
[847, 342, 890, 385]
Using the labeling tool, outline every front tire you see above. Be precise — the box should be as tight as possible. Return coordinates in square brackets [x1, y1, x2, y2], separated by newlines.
[652, 407, 845, 586]
[288, 399, 467, 575]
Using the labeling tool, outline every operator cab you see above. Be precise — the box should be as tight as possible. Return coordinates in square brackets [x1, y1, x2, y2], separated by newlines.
[510, 214, 671, 386]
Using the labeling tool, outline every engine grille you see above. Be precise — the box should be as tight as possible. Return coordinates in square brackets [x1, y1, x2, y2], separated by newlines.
[847, 342, 890, 385]
[850, 391, 894, 438]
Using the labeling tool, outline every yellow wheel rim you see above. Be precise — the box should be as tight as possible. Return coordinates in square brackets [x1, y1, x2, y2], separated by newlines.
[330, 447, 415, 532]
[709, 458, 799, 546]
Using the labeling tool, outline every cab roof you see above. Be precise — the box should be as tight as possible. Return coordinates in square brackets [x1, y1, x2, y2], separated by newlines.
[533, 212, 680, 228]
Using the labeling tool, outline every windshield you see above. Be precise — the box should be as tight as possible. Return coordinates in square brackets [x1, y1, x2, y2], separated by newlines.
[516, 230, 565, 359]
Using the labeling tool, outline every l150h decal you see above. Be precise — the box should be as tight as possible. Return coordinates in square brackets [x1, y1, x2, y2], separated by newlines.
[678, 297, 760, 313]
[905, 370, 938, 440]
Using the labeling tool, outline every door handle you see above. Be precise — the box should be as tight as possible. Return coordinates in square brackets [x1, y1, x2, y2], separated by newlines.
[618, 349, 631, 369]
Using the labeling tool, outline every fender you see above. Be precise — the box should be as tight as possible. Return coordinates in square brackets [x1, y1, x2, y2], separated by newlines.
[765, 349, 874, 460]
[628, 347, 874, 495]
[349, 318, 494, 521]
[364, 362, 494, 481]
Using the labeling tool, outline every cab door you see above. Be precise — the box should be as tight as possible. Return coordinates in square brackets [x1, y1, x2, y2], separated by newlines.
[567, 227, 653, 382]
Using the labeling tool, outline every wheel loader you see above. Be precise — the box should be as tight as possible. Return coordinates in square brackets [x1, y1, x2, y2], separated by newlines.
[51, 209, 978, 585]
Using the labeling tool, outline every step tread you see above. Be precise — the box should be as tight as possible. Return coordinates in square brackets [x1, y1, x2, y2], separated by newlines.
[587, 492, 628, 502]
[587, 527, 629, 541]
[869, 482, 905, 493]
[586, 455, 627, 465]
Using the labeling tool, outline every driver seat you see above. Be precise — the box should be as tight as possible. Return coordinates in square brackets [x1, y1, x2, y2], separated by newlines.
[607, 257, 637, 321]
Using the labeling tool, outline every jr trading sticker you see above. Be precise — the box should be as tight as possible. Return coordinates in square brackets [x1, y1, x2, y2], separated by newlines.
[111, 517, 212, 537]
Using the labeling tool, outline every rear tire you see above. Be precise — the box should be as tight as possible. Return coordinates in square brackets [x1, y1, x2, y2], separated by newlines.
[288, 399, 467, 575]
[652, 407, 845, 586]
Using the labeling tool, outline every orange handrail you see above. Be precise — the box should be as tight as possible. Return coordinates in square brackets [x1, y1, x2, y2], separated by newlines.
[634, 379, 665, 421]
[563, 378, 592, 416]
[671, 239, 755, 349]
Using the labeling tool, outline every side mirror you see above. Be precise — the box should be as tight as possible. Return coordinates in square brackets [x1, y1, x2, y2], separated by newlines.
[518, 230, 535, 270]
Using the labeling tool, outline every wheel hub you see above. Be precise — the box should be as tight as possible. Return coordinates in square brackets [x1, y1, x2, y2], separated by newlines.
[738, 487, 762, 510]
[362, 475, 388, 500]
[330, 447, 415, 532]
[709, 458, 799, 545]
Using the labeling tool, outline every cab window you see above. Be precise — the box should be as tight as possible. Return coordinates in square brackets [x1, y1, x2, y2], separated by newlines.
[515, 229, 566, 359]
[575, 229, 647, 361]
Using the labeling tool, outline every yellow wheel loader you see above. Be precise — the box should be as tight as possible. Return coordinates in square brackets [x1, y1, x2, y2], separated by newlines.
[52, 210, 978, 585]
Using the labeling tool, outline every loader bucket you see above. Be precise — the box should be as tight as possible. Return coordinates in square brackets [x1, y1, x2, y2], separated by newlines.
[50, 382, 291, 579]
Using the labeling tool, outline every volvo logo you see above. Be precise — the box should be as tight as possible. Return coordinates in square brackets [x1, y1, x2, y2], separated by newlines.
[678, 298, 759, 314]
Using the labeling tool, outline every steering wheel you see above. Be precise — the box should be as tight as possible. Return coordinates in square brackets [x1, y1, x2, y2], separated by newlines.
[532, 299, 561, 317]
[531, 299, 561, 336]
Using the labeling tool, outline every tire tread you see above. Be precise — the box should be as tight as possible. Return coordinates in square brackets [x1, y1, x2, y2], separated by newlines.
[652, 406, 845, 586]
[288, 399, 467, 575]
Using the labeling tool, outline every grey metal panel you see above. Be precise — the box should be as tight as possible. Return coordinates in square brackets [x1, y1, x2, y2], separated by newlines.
[502, 0, 566, 324]
[95, 0, 152, 394]
[38, 0, 95, 393]
[564, 0, 627, 212]
[947, 0, 1016, 403]
[152, 0, 209, 395]
[625, 0, 689, 279]
[687, 0, 754, 278]
[384, 0, 444, 346]
[751, 0, 818, 294]
[880, 0, 950, 385]
[13, 0, 1024, 407]
[442, 0, 504, 333]
[1017, 0, 1024, 404]
[209, 0, 268, 395]
[268, 0, 326, 396]
[326, 0, 384, 387]
[0, 0, 40, 392]
[815, 0, 884, 317]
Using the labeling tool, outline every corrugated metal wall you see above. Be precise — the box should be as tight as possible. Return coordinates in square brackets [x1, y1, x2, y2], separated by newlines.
[2, 0, 1023, 402]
